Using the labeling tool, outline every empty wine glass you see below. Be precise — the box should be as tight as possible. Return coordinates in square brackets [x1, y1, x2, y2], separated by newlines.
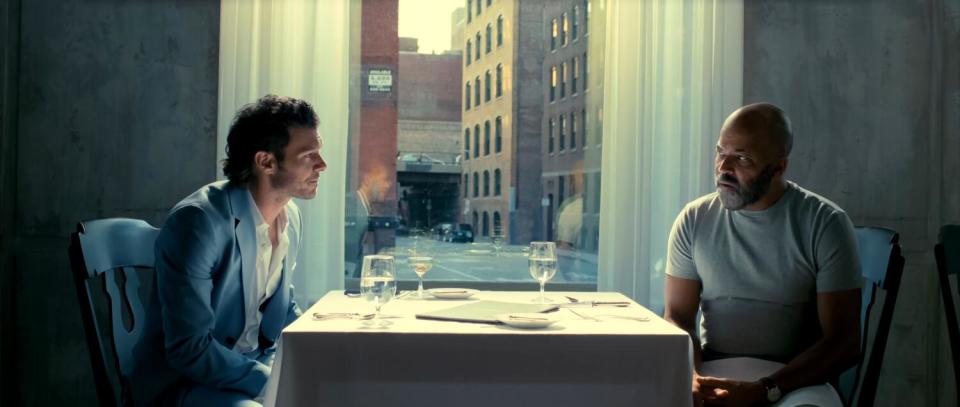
[359, 254, 397, 327]
[490, 229, 504, 257]
[407, 255, 433, 299]
[528, 241, 558, 303]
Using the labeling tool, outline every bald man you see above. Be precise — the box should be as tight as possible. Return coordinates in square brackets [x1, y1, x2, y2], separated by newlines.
[664, 103, 861, 406]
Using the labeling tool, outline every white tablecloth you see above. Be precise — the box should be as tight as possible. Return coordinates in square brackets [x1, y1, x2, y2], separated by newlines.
[263, 291, 692, 407]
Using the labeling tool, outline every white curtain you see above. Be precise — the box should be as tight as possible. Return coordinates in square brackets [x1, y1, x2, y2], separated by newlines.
[217, 0, 351, 306]
[597, 0, 743, 313]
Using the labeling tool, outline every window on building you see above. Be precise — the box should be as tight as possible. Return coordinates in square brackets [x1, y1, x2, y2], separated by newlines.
[466, 40, 472, 65]
[584, 0, 589, 34]
[486, 0, 492, 6]
[497, 15, 503, 47]
[484, 70, 491, 102]
[558, 175, 565, 204]
[583, 52, 588, 90]
[493, 211, 502, 233]
[495, 116, 502, 153]
[484, 120, 491, 155]
[472, 211, 478, 233]
[473, 172, 479, 197]
[473, 124, 480, 158]
[464, 128, 471, 159]
[548, 118, 555, 153]
[573, 6, 580, 40]
[482, 211, 490, 237]
[559, 114, 566, 151]
[483, 171, 490, 196]
[475, 32, 481, 61]
[550, 66, 557, 102]
[572, 56, 579, 94]
[495, 64, 503, 97]
[570, 112, 577, 149]
[468, 0, 472, 22]
[486, 24, 492, 53]
[561, 13, 568, 46]
[550, 18, 557, 51]
[476, 0, 481, 16]
[494, 169, 502, 195]
[464, 174, 469, 197]
[582, 108, 588, 145]
[560, 62, 566, 99]
[465, 82, 471, 110]
[474, 76, 480, 106]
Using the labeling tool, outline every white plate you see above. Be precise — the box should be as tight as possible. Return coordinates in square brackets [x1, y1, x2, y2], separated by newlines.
[427, 288, 479, 300]
[496, 313, 559, 329]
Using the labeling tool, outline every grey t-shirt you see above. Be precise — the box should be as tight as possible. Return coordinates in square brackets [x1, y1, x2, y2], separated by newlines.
[666, 181, 861, 362]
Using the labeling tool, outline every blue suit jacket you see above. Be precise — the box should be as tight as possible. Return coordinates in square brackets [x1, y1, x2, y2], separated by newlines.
[133, 181, 302, 404]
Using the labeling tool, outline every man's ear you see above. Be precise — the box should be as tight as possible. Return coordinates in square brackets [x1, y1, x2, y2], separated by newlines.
[775, 157, 789, 177]
[254, 151, 278, 175]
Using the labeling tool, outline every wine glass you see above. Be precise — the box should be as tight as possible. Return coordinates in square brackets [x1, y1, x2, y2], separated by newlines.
[359, 254, 397, 326]
[407, 255, 434, 299]
[528, 241, 558, 303]
[490, 229, 504, 257]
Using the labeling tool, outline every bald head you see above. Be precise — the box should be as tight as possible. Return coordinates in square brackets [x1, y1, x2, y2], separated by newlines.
[721, 102, 793, 158]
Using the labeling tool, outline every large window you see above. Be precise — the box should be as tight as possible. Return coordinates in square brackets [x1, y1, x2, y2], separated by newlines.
[343, 0, 604, 288]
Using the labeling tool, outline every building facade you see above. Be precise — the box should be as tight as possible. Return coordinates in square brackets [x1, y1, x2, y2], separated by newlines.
[461, 0, 546, 244]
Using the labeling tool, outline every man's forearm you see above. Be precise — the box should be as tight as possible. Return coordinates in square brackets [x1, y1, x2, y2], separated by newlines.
[767, 335, 859, 394]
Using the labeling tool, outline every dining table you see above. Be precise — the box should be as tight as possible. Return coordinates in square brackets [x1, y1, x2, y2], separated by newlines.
[262, 290, 693, 407]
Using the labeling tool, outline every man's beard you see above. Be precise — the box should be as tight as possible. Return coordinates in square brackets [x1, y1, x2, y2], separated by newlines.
[271, 167, 318, 199]
[716, 164, 776, 210]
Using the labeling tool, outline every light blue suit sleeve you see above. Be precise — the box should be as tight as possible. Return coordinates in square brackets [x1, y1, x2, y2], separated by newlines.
[284, 203, 304, 326]
[155, 205, 269, 398]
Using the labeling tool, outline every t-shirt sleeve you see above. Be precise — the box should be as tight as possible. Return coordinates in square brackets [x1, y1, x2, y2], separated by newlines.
[815, 211, 863, 292]
[666, 204, 700, 281]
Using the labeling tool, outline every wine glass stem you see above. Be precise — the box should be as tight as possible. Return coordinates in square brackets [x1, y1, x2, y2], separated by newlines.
[539, 281, 546, 302]
[417, 277, 424, 297]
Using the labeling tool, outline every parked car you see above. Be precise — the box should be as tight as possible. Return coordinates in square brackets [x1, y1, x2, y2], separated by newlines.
[448, 223, 474, 243]
[398, 153, 445, 165]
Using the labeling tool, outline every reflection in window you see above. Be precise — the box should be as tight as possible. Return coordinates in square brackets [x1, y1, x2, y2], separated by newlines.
[561, 13, 568, 46]
[560, 62, 566, 99]
[550, 19, 557, 51]
[494, 169, 502, 195]
[550, 66, 557, 102]
[482, 211, 490, 237]
[570, 112, 577, 149]
[484, 121, 491, 155]
[484, 70, 491, 102]
[495, 116, 502, 153]
[572, 56, 579, 94]
[486, 24, 492, 53]
[573, 6, 580, 40]
[548, 118, 555, 153]
[559, 115, 566, 151]
[483, 170, 490, 196]
[473, 124, 480, 158]
[473, 172, 479, 197]
[496, 64, 503, 97]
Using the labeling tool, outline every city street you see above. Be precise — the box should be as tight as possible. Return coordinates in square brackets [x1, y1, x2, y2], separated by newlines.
[391, 236, 598, 284]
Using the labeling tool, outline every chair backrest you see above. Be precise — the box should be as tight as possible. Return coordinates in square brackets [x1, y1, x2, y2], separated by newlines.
[934, 224, 960, 398]
[69, 218, 160, 407]
[837, 226, 905, 407]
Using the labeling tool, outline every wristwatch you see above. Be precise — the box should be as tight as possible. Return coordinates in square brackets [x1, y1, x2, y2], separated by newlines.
[759, 376, 782, 403]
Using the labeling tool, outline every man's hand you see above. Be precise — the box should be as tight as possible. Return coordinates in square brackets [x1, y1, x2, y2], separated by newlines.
[694, 375, 766, 406]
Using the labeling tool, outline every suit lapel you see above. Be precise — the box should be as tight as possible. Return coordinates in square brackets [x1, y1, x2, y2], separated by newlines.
[228, 184, 258, 321]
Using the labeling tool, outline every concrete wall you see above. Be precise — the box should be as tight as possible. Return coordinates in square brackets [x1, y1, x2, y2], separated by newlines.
[743, 0, 959, 405]
[1, 0, 220, 404]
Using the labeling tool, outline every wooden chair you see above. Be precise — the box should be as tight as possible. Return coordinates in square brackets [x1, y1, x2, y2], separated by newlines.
[934, 224, 960, 397]
[69, 218, 160, 406]
[837, 226, 905, 406]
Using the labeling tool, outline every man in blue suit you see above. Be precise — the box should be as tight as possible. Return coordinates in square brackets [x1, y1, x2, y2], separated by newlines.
[138, 95, 327, 406]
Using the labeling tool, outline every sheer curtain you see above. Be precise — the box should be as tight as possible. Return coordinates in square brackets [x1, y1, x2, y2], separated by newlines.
[217, 0, 351, 306]
[597, 0, 743, 312]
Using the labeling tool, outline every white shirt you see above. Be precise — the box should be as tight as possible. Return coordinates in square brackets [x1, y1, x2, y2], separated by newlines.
[235, 193, 290, 354]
